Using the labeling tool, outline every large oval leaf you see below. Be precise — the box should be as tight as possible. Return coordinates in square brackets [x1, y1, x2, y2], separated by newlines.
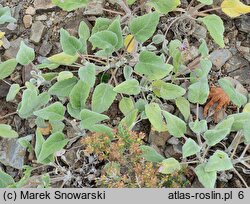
[80, 109, 109, 129]
[204, 117, 234, 146]
[16, 41, 35, 65]
[0, 171, 15, 188]
[140, 145, 165, 162]
[219, 78, 247, 108]
[163, 111, 186, 138]
[37, 132, 68, 163]
[69, 80, 90, 110]
[0, 124, 18, 138]
[129, 12, 160, 43]
[34, 102, 65, 121]
[0, 59, 17, 80]
[182, 138, 201, 158]
[152, 80, 186, 100]
[135, 51, 170, 80]
[119, 97, 135, 116]
[159, 158, 181, 174]
[89, 30, 118, 54]
[195, 164, 216, 188]
[113, 79, 141, 95]
[52, 0, 88, 11]
[205, 150, 233, 172]
[148, 0, 181, 14]
[145, 103, 167, 132]
[92, 83, 117, 113]
[200, 14, 225, 48]
[188, 77, 209, 105]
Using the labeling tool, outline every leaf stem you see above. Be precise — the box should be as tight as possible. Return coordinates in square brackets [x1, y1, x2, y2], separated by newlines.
[240, 144, 250, 159]
[202, 145, 210, 160]
[3, 80, 11, 86]
[187, 0, 195, 11]
[233, 168, 249, 188]
[101, 8, 125, 16]
[196, 104, 203, 146]
[181, 160, 200, 165]
[198, 7, 221, 14]
[117, 0, 131, 15]
[230, 131, 243, 159]
[0, 111, 17, 120]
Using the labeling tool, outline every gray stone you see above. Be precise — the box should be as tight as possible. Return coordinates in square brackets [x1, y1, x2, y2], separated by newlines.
[209, 49, 232, 70]
[237, 46, 250, 62]
[236, 15, 250, 33]
[149, 129, 171, 148]
[0, 138, 26, 169]
[193, 24, 207, 40]
[34, 0, 55, 10]
[167, 137, 180, 145]
[26, 6, 36, 15]
[243, 53, 250, 62]
[39, 40, 52, 56]
[12, 4, 22, 21]
[84, 0, 104, 15]
[182, 46, 199, 64]
[30, 21, 45, 44]
[2, 37, 10, 49]
[223, 77, 248, 96]
[225, 55, 249, 73]
[36, 15, 47, 21]
[6, 23, 17, 31]
[229, 65, 250, 85]
[0, 81, 10, 98]
[191, 178, 203, 188]
[3, 38, 23, 60]
[164, 145, 182, 159]
[22, 64, 34, 83]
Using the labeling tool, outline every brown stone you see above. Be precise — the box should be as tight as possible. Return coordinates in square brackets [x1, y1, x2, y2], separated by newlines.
[23, 15, 32, 28]
[25, 6, 36, 15]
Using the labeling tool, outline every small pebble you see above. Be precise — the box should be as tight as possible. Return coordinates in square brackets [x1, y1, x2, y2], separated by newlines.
[25, 6, 36, 15]
[23, 15, 32, 28]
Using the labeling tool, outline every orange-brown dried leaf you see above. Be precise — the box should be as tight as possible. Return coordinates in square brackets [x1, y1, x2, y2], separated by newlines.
[204, 86, 231, 122]
[37, 122, 52, 136]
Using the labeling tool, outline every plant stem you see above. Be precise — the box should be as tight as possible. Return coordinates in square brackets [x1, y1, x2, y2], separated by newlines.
[198, 7, 221, 14]
[3, 80, 11, 86]
[196, 104, 203, 146]
[193, 3, 206, 12]
[181, 160, 200, 165]
[0, 111, 17, 120]
[240, 144, 250, 159]
[230, 131, 243, 159]
[117, 0, 131, 15]
[164, 17, 181, 39]
[202, 145, 210, 160]
[80, 54, 108, 66]
[242, 156, 250, 162]
[102, 8, 125, 16]
[187, 0, 195, 10]
[233, 168, 249, 188]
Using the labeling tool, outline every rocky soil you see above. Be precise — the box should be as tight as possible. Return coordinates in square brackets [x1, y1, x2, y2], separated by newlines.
[0, 0, 249, 188]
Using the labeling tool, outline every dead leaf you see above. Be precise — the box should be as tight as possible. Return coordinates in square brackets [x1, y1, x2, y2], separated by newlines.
[221, 0, 250, 18]
[37, 122, 52, 136]
[124, 34, 136, 53]
[204, 86, 231, 123]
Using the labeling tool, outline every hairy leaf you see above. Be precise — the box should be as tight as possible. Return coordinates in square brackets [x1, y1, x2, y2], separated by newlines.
[92, 83, 117, 113]
[129, 12, 160, 43]
[0, 124, 18, 138]
[16, 41, 35, 65]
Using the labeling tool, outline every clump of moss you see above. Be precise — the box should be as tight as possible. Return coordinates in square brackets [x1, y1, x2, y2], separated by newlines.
[81, 129, 189, 188]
